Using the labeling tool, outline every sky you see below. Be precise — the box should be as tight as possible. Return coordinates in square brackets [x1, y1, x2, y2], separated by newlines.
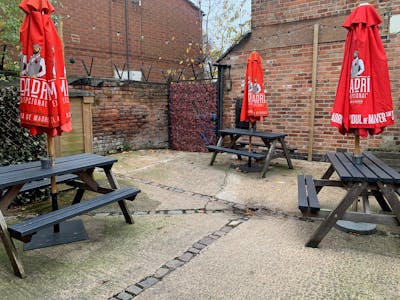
[189, 0, 251, 26]
[189, 0, 251, 51]
[190, 0, 251, 12]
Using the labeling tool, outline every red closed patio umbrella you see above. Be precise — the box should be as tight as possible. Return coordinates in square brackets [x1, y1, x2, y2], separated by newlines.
[19, 0, 72, 231]
[330, 3, 394, 158]
[240, 51, 268, 161]
[240, 51, 269, 127]
[19, 0, 71, 138]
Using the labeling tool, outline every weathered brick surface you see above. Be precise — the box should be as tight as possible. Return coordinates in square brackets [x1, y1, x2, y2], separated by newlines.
[137, 277, 159, 289]
[178, 252, 194, 262]
[220, 0, 400, 159]
[198, 236, 215, 246]
[192, 242, 207, 250]
[153, 267, 171, 279]
[59, 0, 202, 82]
[165, 259, 185, 270]
[125, 284, 143, 296]
[116, 291, 133, 300]
[72, 80, 168, 154]
[187, 247, 201, 254]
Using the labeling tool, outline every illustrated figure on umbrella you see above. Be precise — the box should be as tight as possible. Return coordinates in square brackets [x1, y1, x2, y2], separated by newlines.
[26, 44, 46, 78]
[330, 3, 394, 161]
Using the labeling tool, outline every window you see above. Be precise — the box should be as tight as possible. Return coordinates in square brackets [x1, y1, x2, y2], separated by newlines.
[114, 70, 142, 81]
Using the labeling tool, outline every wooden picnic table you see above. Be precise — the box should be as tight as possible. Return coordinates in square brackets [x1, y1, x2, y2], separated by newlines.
[207, 128, 294, 178]
[298, 151, 400, 248]
[0, 153, 140, 278]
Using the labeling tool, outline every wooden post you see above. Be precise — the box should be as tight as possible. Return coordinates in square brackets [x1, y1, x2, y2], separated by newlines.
[307, 24, 319, 161]
[248, 122, 252, 151]
[248, 122, 253, 167]
[83, 96, 94, 153]
[47, 135, 57, 195]
[354, 131, 361, 156]
[48, 135, 60, 232]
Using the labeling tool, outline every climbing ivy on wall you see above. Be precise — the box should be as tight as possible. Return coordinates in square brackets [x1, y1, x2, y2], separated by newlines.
[0, 85, 48, 206]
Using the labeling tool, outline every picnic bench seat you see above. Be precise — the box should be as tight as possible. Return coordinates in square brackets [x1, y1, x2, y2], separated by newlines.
[207, 145, 266, 160]
[0, 174, 78, 196]
[8, 187, 140, 242]
[297, 175, 320, 216]
[238, 141, 297, 153]
[19, 174, 78, 193]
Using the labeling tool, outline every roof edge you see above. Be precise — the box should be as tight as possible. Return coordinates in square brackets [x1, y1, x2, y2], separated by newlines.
[216, 31, 252, 63]
[184, 0, 203, 14]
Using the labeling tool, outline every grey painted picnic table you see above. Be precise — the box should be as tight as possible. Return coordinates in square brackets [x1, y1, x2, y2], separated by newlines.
[305, 151, 400, 248]
[207, 128, 294, 177]
[0, 153, 138, 277]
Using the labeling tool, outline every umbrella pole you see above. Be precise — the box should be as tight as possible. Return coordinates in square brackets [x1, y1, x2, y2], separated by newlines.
[248, 122, 252, 167]
[47, 136, 60, 233]
[352, 130, 361, 211]
[354, 133, 360, 156]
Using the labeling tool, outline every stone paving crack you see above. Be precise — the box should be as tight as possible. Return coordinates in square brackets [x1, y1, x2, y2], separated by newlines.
[113, 173, 400, 237]
[215, 164, 230, 196]
[114, 173, 297, 220]
[109, 217, 249, 300]
[88, 208, 229, 217]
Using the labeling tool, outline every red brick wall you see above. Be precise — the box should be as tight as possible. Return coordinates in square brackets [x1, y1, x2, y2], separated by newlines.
[72, 80, 169, 154]
[252, 0, 390, 27]
[219, 0, 400, 159]
[59, 0, 202, 82]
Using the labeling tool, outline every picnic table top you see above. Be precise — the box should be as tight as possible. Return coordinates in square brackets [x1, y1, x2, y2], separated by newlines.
[327, 152, 400, 184]
[219, 128, 287, 139]
[0, 153, 117, 189]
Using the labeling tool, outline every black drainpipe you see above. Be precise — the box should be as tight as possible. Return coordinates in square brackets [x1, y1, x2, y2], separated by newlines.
[124, 0, 130, 80]
[167, 80, 172, 148]
[215, 64, 229, 136]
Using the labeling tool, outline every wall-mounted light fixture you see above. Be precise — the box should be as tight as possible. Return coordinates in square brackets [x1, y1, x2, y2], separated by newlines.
[225, 66, 232, 91]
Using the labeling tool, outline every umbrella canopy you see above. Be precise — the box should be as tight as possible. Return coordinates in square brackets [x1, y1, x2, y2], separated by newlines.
[240, 51, 269, 124]
[330, 3, 394, 138]
[19, 0, 72, 137]
[19, 0, 72, 232]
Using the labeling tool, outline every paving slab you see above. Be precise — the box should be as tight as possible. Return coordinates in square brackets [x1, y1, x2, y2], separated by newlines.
[0, 149, 398, 300]
[111, 150, 382, 215]
[0, 213, 231, 299]
[111, 150, 227, 197]
[137, 216, 400, 300]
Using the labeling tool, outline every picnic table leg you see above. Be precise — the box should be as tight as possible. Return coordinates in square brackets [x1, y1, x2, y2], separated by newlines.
[316, 165, 335, 194]
[378, 183, 400, 223]
[71, 188, 85, 205]
[104, 167, 134, 224]
[278, 138, 293, 169]
[306, 182, 367, 248]
[0, 210, 25, 278]
[371, 190, 391, 212]
[261, 140, 277, 178]
[71, 170, 96, 205]
[361, 190, 370, 213]
[0, 185, 23, 213]
[210, 136, 223, 165]
[77, 169, 99, 191]
[229, 135, 243, 160]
